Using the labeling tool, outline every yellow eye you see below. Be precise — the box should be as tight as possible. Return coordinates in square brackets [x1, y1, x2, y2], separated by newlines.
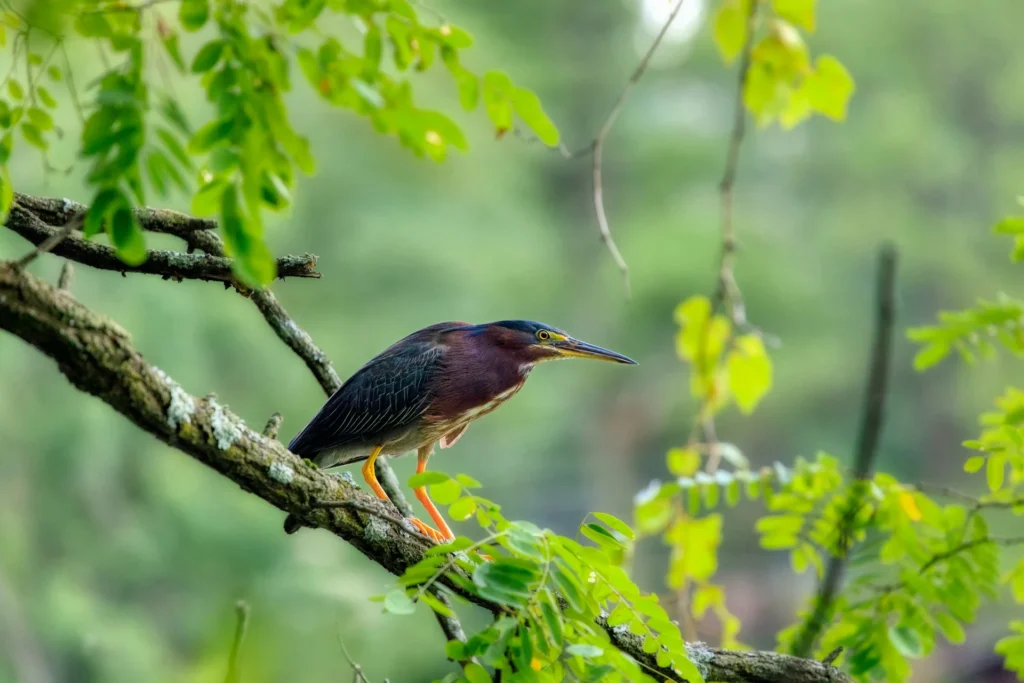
[537, 330, 551, 341]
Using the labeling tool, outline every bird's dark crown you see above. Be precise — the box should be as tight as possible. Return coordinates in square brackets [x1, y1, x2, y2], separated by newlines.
[465, 320, 567, 337]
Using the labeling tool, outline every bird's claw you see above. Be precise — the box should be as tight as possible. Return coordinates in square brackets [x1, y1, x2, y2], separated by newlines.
[406, 517, 449, 543]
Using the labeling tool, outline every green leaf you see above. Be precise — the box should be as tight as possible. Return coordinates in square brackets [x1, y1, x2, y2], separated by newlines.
[82, 188, 119, 237]
[668, 447, 701, 476]
[419, 590, 455, 617]
[429, 479, 462, 505]
[565, 644, 603, 658]
[26, 107, 54, 132]
[473, 561, 533, 606]
[912, 342, 950, 371]
[804, 54, 855, 121]
[456, 474, 482, 488]
[108, 205, 147, 266]
[505, 523, 546, 560]
[179, 0, 209, 31]
[935, 612, 965, 644]
[20, 122, 46, 150]
[986, 454, 1006, 492]
[383, 589, 416, 615]
[160, 33, 187, 72]
[888, 626, 924, 659]
[482, 70, 514, 133]
[191, 40, 225, 73]
[449, 496, 477, 521]
[189, 118, 234, 154]
[772, 0, 815, 31]
[37, 86, 57, 109]
[156, 128, 193, 169]
[727, 334, 772, 413]
[8, 79, 24, 100]
[964, 455, 985, 473]
[0, 166, 13, 223]
[607, 602, 631, 627]
[539, 592, 564, 647]
[409, 471, 451, 488]
[552, 562, 583, 611]
[713, 0, 750, 63]
[191, 179, 227, 217]
[994, 216, 1024, 235]
[445, 639, 465, 660]
[593, 512, 635, 541]
[512, 87, 559, 146]
[463, 662, 490, 683]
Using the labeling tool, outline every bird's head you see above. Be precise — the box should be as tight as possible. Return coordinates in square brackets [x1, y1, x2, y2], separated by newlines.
[466, 320, 637, 367]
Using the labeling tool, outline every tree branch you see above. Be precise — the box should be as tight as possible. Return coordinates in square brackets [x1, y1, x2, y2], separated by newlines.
[697, 0, 761, 476]
[7, 191, 412, 517]
[0, 262, 852, 683]
[568, 0, 687, 295]
[714, 0, 760, 331]
[789, 245, 897, 658]
[4, 202, 319, 283]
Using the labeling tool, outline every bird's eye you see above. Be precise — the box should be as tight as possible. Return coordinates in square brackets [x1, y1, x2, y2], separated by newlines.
[537, 330, 551, 341]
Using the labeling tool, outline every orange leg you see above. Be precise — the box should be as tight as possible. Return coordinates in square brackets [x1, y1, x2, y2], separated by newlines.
[413, 447, 455, 541]
[361, 444, 447, 544]
[360, 445, 389, 500]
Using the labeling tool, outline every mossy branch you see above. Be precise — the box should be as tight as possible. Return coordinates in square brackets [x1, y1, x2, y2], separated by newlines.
[0, 262, 853, 683]
[4, 200, 319, 284]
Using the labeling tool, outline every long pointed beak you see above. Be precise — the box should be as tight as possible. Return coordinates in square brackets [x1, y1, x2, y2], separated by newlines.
[555, 338, 637, 365]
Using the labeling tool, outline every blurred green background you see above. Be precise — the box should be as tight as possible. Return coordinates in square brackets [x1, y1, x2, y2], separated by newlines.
[3, 0, 1024, 681]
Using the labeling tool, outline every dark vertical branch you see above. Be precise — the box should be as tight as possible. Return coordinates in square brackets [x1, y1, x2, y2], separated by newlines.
[225, 600, 250, 683]
[715, 0, 759, 331]
[788, 244, 897, 658]
[700, 0, 759, 476]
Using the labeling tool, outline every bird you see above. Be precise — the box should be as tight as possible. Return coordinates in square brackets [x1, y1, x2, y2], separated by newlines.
[283, 320, 637, 541]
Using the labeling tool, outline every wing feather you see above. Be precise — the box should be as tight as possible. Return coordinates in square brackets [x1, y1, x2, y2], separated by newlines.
[287, 339, 445, 457]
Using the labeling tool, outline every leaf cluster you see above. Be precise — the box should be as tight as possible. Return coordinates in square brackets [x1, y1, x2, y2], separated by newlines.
[372, 471, 706, 683]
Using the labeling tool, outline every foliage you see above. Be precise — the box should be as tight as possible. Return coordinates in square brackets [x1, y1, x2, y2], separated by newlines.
[712, 0, 854, 129]
[0, 0, 559, 284]
[380, 472, 705, 682]
[5, 0, 1024, 681]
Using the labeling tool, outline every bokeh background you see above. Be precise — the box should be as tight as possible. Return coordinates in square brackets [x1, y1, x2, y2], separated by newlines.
[3, 0, 1024, 681]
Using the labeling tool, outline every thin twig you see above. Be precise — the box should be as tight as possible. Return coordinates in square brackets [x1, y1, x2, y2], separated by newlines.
[821, 647, 843, 667]
[13, 214, 84, 269]
[589, 0, 687, 296]
[715, 0, 760, 329]
[337, 632, 371, 683]
[60, 42, 86, 124]
[56, 262, 73, 290]
[694, 1, 760, 476]
[911, 482, 1024, 511]
[919, 535, 1024, 574]
[224, 600, 250, 683]
[789, 245, 898, 658]
[262, 412, 283, 440]
[81, 0, 177, 14]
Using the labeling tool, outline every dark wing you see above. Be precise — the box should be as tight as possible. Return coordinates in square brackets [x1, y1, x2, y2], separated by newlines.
[288, 338, 446, 457]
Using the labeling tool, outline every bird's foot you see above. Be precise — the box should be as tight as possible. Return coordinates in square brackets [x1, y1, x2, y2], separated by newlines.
[406, 517, 449, 543]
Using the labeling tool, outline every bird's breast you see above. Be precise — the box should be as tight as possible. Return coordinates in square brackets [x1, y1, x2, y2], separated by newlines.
[425, 369, 527, 438]
[455, 381, 525, 422]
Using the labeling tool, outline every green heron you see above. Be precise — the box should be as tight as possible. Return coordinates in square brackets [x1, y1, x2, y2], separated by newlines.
[284, 320, 636, 541]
